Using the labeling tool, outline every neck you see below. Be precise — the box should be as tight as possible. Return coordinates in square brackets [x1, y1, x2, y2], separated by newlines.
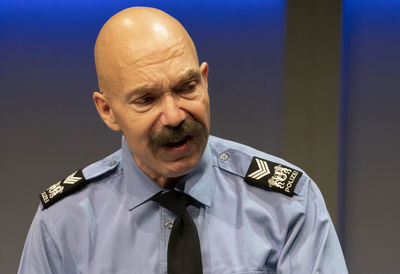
[160, 177, 183, 189]
[132, 154, 185, 189]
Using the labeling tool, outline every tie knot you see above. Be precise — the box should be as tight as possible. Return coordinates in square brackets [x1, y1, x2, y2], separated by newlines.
[152, 190, 189, 216]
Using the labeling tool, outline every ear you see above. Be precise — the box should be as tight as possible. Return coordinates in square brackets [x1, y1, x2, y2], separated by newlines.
[200, 62, 209, 87]
[93, 91, 121, 131]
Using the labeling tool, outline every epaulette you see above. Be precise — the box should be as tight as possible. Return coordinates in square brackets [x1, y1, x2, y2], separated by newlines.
[39, 169, 87, 209]
[216, 146, 303, 197]
[244, 156, 302, 197]
[39, 150, 121, 209]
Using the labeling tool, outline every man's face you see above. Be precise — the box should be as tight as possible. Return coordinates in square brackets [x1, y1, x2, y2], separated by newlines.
[105, 41, 210, 182]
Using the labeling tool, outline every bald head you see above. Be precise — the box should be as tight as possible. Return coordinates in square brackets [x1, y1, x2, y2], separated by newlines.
[94, 7, 199, 95]
[92, 7, 210, 184]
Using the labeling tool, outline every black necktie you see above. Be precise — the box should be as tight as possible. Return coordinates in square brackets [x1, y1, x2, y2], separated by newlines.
[152, 190, 203, 274]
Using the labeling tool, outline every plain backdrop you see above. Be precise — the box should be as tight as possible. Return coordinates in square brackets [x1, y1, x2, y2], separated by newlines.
[1, 0, 399, 273]
[0, 1, 285, 272]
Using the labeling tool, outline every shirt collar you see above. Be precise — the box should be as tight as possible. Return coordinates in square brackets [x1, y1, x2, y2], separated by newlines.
[182, 142, 215, 207]
[121, 136, 163, 211]
[120, 136, 215, 211]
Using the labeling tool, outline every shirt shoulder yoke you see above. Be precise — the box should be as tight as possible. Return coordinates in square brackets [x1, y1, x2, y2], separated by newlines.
[209, 136, 308, 196]
[39, 149, 122, 209]
[82, 149, 121, 180]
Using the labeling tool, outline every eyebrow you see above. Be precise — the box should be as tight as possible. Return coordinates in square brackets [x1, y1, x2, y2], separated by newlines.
[124, 86, 157, 102]
[171, 69, 202, 90]
[123, 69, 202, 101]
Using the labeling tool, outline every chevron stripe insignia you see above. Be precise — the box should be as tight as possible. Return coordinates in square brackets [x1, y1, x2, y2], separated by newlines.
[244, 156, 302, 197]
[247, 158, 270, 179]
[63, 171, 83, 184]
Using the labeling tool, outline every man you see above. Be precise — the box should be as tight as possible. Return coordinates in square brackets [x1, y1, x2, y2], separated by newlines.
[18, 7, 348, 274]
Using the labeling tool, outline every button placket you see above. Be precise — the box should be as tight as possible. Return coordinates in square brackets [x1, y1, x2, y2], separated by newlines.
[159, 207, 168, 274]
[160, 206, 175, 274]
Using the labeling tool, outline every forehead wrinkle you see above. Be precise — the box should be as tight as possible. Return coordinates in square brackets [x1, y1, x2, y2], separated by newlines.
[112, 42, 186, 91]
[97, 35, 185, 90]
[132, 42, 185, 68]
[117, 44, 195, 96]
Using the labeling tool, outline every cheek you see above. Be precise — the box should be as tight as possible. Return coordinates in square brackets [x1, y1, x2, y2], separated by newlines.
[182, 99, 209, 123]
[199, 94, 211, 124]
[114, 108, 155, 140]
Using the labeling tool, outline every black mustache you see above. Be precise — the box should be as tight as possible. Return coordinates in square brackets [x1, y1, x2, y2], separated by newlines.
[147, 119, 207, 154]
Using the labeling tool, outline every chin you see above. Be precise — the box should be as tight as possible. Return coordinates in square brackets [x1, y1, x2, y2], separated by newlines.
[164, 157, 199, 178]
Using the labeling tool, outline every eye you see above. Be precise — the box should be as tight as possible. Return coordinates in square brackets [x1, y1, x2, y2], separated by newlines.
[177, 81, 197, 94]
[133, 95, 155, 106]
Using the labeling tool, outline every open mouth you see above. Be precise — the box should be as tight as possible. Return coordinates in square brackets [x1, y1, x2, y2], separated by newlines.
[164, 136, 193, 148]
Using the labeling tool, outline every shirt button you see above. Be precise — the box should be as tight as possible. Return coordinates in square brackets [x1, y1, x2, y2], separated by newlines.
[164, 221, 173, 229]
[219, 152, 229, 161]
[108, 160, 117, 167]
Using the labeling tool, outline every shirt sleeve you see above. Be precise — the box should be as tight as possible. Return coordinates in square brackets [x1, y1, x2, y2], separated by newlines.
[277, 179, 348, 274]
[18, 206, 62, 274]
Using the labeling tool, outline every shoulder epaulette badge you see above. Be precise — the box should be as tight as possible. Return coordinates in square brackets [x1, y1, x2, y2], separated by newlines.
[39, 169, 87, 209]
[244, 156, 302, 197]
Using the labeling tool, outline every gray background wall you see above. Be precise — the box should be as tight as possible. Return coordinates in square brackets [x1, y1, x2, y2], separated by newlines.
[0, 1, 285, 272]
[342, 1, 400, 273]
[1, 0, 399, 273]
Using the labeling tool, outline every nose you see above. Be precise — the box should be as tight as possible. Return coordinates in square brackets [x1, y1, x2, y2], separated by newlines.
[159, 94, 186, 127]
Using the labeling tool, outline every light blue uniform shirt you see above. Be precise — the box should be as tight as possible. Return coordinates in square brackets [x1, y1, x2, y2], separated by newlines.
[18, 136, 348, 273]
